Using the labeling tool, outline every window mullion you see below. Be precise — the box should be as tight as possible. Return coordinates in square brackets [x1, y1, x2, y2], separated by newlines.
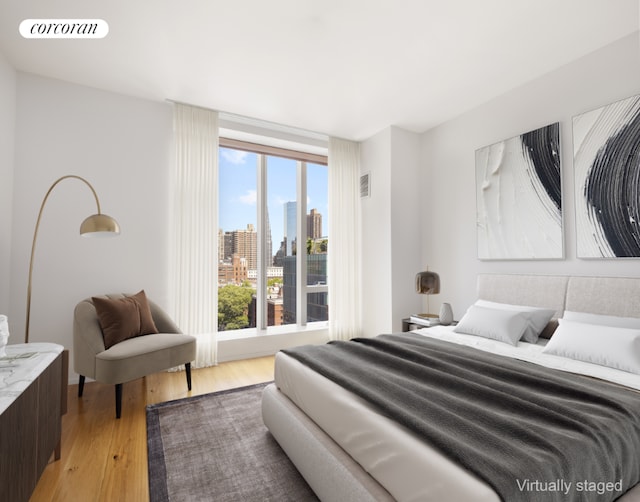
[297, 161, 307, 326]
[257, 154, 268, 331]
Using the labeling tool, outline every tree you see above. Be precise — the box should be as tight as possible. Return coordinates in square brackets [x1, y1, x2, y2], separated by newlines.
[306, 237, 328, 254]
[218, 283, 254, 330]
[268, 277, 281, 288]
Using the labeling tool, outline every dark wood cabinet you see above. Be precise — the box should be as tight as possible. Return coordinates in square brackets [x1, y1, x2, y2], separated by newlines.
[0, 347, 67, 502]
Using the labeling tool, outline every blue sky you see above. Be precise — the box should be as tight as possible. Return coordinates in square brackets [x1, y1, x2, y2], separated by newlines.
[219, 147, 328, 257]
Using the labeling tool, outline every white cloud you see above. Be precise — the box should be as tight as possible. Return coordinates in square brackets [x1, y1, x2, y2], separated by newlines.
[221, 148, 249, 165]
[274, 196, 288, 206]
[239, 189, 257, 205]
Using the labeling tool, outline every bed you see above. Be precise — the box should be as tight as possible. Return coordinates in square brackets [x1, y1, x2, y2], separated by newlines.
[261, 274, 640, 501]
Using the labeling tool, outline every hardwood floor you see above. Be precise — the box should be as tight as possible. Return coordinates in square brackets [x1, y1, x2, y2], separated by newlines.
[30, 356, 275, 502]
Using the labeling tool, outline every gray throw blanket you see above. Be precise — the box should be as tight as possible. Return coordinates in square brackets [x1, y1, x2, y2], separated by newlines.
[283, 333, 640, 502]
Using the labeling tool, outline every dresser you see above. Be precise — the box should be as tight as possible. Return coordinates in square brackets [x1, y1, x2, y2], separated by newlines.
[0, 343, 68, 502]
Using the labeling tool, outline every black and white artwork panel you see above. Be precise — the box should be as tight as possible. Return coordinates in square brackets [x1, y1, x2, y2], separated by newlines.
[574, 94, 640, 258]
[476, 123, 562, 260]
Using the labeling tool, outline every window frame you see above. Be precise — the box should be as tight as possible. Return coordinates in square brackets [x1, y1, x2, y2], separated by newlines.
[219, 137, 329, 335]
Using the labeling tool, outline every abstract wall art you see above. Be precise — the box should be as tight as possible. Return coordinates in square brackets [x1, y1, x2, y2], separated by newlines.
[475, 123, 562, 260]
[573, 94, 640, 258]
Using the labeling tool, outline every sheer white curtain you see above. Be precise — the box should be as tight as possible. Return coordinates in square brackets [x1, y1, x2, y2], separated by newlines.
[170, 104, 218, 367]
[328, 137, 362, 341]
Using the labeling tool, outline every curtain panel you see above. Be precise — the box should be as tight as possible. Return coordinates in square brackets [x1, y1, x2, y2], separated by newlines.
[328, 137, 362, 341]
[171, 104, 218, 367]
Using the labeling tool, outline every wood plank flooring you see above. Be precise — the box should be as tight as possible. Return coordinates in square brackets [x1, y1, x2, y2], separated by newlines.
[30, 356, 275, 502]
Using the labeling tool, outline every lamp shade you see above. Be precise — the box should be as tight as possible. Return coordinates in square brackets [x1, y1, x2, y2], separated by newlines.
[80, 213, 120, 236]
[416, 271, 440, 294]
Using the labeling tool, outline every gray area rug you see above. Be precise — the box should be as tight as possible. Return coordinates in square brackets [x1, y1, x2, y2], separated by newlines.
[146, 382, 319, 501]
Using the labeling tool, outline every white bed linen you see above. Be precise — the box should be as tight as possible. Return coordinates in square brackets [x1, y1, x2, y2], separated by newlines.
[422, 325, 640, 391]
[275, 351, 500, 502]
[274, 328, 640, 502]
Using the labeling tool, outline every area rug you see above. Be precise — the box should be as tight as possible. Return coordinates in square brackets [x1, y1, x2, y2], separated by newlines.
[146, 382, 319, 502]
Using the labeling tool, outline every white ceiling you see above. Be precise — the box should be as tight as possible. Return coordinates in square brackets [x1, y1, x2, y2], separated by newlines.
[0, 0, 638, 141]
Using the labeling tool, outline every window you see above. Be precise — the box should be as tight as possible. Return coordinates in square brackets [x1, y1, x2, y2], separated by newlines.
[218, 139, 328, 333]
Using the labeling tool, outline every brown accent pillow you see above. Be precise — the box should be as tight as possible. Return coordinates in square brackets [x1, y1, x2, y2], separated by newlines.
[128, 290, 159, 334]
[92, 290, 159, 349]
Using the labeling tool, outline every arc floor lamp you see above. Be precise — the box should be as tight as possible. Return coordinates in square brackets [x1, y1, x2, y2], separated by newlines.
[25, 175, 120, 343]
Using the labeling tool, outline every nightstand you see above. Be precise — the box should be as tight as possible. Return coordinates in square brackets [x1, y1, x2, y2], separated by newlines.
[402, 318, 436, 331]
[401, 318, 415, 332]
[402, 318, 456, 331]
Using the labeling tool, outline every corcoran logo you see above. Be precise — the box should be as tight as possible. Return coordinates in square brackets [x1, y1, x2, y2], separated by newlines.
[19, 19, 109, 39]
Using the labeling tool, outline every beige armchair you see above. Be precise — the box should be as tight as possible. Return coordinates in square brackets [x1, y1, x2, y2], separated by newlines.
[73, 293, 196, 418]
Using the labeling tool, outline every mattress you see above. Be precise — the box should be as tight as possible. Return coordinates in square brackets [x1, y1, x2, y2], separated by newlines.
[275, 352, 498, 501]
[274, 327, 640, 502]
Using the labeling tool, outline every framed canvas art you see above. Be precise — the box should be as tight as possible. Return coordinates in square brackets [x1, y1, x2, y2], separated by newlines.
[475, 123, 562, 260]
[573, 94, 640, 258]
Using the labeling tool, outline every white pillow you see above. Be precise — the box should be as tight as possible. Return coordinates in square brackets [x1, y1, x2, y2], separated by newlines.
[562, 310, 640, 329]
[475, 300, 555, 343]
[543, 319, 640, 375]
[453, 305, 528, 346]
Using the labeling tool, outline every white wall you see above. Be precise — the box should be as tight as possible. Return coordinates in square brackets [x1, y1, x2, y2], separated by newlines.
[389, 127, 422, 330]
[420, 32, 640, 320]
[9, 74, 173, 365]
[361, 126, 423, 335]
[0, 51, 16, 315]
[361, 128, 393, 335]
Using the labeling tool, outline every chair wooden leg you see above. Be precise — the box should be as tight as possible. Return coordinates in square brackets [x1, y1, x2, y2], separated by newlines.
[115, 383, 123, 419]
[185, 362, 192, 391]
[78, 375, 85, 397]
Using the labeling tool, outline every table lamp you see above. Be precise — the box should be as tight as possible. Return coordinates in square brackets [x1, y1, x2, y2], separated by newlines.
[415, 270, 440, 318]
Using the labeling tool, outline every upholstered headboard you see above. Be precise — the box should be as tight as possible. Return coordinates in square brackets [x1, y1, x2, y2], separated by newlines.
[565, 276, 640, 318]
[477, 274, 568, 318]
[476, 274, 640, 338]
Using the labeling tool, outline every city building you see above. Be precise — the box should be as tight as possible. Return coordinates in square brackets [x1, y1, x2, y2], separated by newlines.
[218, 254, 248, 285]
[284, 201, 296, 256]
[307, 208, 322, 240]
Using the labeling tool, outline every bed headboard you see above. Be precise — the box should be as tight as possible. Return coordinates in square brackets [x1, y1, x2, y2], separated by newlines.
[566, 276, 640, 318]
[477, 274, 640, 338]
[477, 274, 568, 318]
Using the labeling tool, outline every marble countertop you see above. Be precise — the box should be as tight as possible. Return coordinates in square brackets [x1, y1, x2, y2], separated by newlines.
[0, 343, 64, 415]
